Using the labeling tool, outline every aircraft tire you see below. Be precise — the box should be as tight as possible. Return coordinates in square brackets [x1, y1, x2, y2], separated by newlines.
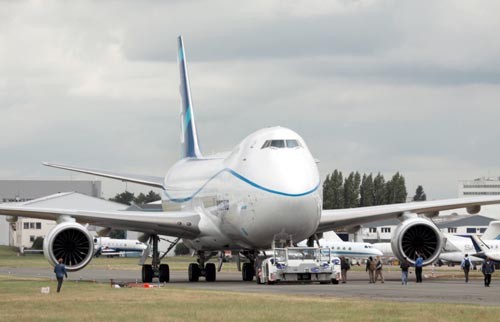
[142, 264, 153, 283]
[159, 264, 170, 283]
[242, 263, 254, 281]
[205, 263, 216, 282]
[188, 263, 200, 282]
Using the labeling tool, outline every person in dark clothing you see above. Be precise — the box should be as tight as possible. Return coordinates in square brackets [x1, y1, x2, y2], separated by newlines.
[340, 257, 350, 284]
[54, 258, 68, 293]
[400, 257, 410, 285]
[461, 254, 472, 283]
[414, 253, 424, 283]
[481, 258, 495, 287]
[366, 256, 376, 283]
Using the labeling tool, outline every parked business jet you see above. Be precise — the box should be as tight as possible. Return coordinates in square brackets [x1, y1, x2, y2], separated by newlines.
[298, 232, 382, 258]
[94, 237, 147, 257]
[2, 36, 500, 283]
[468, 235, 500, 262]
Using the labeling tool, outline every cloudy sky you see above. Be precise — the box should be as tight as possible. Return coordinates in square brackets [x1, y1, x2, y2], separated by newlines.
[1, 0, 500, 200]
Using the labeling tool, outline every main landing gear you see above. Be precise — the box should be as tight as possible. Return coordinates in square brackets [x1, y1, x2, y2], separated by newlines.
[188, 251, 217, 282]
[240, 250, 257, 282]
[141, 235, 179, 283]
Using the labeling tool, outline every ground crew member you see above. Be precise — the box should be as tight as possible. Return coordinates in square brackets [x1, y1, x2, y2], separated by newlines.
[54, 258, 68, 293]
[374, 256, 384, 283]
[460, 254, 472, 283]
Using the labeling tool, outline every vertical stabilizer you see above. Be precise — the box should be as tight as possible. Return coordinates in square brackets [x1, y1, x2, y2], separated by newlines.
[178, 36, 202, 158]
[469, 235, 489, 253]
[482, 221, 500, 240]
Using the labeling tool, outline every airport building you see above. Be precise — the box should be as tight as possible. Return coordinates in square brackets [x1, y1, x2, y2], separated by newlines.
[0, 180, 102, 247]
[458, 177, 500, 197]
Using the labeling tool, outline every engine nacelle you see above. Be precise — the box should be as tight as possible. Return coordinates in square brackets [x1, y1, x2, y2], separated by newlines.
[391, 217, 443, 266]
[43, 222, 94, 271]
[466, 205, 481, 215]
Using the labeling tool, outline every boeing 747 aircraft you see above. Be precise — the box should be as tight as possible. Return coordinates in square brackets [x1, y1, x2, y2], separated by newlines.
[2, 36, 500, 283]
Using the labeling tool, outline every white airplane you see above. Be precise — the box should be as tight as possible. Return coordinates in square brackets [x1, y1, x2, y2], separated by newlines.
[2, 36, 500, 283]
[298, 232, 383, 258]
[468, 235, 500, 262]
[93, 237, 147, 257]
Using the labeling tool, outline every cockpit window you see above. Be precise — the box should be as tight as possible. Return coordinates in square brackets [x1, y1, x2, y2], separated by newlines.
[271, 140, 285, 148]
[286, 140, 300, 148]
[261, 139, 301, 149]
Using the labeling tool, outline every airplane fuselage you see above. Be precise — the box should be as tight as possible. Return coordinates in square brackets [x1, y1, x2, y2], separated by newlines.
[161, 127, 321, 250]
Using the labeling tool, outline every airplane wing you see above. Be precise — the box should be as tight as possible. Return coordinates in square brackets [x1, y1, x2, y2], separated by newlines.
[0, 198, 200, 239]
[43, 162, 165, 189]
[317, 196, 500, 233]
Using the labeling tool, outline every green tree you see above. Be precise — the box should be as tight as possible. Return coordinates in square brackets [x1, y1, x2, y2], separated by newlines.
[373, 173, 386, 205]
[360, 173, 374, 207]
[110, 191, 135, 205]
[323, 170, 344, 209]
[135, 190, 161, 205]
[385, 172, 407, 204]
[344, 172, 360, 208]
[413, 185, 427, 201]
[322, 174, 333, 209]
[331, 170, 344, 209]
[394, 172, 408, 203]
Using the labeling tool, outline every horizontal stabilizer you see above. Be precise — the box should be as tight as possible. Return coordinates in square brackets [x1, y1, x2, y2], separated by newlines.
[43, 162, 165, 189]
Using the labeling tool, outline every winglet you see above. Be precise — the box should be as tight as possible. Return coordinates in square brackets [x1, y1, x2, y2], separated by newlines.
[178, 35, 202, 159]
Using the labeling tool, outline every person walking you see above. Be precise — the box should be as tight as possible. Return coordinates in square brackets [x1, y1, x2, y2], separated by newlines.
[400, 257, 410, 285]
[54, 258, 68, 293]
[366, 256, 376, 283]
[340, 257, 350, 284]
[460, 254, 472, 283]
[415, 253, 424, 283]
[374, 256, 384, 283]
[481, 257, 495, 287]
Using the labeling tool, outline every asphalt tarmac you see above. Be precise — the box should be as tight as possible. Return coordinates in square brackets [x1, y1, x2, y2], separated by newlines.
[1, 266, 498, 306]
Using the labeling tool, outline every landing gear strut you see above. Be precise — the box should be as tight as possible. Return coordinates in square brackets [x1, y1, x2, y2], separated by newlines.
[188, 251, 217, 282]
[141, 235, 179, 283]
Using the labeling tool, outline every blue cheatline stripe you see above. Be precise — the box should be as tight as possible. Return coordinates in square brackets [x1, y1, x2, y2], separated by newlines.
[228, 170, 319, 197]
[163, 168, 319, 203]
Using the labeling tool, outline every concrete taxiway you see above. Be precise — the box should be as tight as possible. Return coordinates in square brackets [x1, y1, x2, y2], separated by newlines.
[1, 266, 498, 306]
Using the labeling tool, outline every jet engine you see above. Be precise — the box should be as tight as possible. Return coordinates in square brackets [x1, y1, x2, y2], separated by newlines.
[390, 217, 443, 265]
[43, 222, 95, 271]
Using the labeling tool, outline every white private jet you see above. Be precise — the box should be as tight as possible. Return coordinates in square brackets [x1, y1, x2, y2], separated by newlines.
[469, 235, 500, 262]
[2, 36, 500, 283]
[93, 237, 147, 257]
[298, 232, 383, 258]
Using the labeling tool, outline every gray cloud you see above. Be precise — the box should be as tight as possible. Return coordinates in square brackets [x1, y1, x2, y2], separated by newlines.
[2, 0, 500, 199]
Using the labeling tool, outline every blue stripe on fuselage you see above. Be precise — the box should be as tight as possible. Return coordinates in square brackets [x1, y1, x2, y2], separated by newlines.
[163, 168, 319, 203]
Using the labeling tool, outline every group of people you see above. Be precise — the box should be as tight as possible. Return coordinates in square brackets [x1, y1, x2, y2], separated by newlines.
[340, 253, 496, 286]
[365, 256, 385, 283]
[461, 254, 495, 287]
[397, 254, 423, 285]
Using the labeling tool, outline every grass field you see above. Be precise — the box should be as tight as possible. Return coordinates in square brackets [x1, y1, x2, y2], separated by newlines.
[2, 246, 500, 321]
[1, 275, 500, 322]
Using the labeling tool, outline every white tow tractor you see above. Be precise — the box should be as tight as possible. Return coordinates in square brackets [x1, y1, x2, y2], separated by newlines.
[257, 247, 341, 284]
